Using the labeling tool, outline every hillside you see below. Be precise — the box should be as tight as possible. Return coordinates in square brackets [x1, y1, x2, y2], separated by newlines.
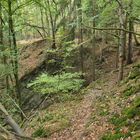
[21, 49, 140, 140]
[1, 0, 140, 140]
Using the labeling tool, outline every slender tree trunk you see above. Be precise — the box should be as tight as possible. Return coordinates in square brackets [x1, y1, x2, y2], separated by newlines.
[40, 7, 46, 38]
[91, 0, 96, 81]
[0, 103, 24, 136]
[0, 2, 10, 92]
[44, 0, 50, 36]
[77, 0, 84, 74]
[0, 103, 33, 139]
[47, 0, 56, 49]
[116, 30, 120, 68]
[127, 20, 133, 64]
[8, 0, 23, 119]
[118, 6, 126, 81]
[123, 16, 127, 60]
[132, 20, 140, 46]
[127, 0, 133, 64]
[0, 2, 3, 46]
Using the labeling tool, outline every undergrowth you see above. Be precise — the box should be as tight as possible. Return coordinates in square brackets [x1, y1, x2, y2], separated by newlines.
[101, 63, 140, 140]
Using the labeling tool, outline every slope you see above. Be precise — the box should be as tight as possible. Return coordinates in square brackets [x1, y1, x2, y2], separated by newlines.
[22, 45, 140, 140]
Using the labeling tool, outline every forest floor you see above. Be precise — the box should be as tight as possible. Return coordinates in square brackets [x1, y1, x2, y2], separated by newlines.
[23, 42, 140, 140]
[42, 67, 121, 140]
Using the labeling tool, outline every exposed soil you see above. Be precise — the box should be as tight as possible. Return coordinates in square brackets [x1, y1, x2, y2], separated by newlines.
[46, 90, 103, 140]
[19, 39, 48, 81]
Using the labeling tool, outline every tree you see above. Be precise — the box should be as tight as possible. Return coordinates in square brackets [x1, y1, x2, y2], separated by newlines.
[127, 0, 133, 64]
[77, 0, 84, 74]
[116, 0, 127, 81]
[8, 0, 22, 117]
[91, 0, 96, 81]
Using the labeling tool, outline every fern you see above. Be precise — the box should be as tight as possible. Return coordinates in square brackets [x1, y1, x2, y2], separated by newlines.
[28, 72, 84, 94]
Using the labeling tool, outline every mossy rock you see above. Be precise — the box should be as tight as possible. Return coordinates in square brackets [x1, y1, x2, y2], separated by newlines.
[128, 65, 140, 80]
[123, 106, 140, 118]
[123, 84, 140, 97]
[122, 97, 140, 119]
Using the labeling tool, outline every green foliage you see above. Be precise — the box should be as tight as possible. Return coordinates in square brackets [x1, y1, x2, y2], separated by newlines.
[128, 65, 140, 80]
[123, 84, 140, 97]
[103, 63, 140, 140]
[123, 106, 140, 119]
[31, 104, 72, 138]
[101, 131, 131, 140]
[104, 95, 140, 140]
[98, 1, 117, 27]
[55, 92, 83, 102]
[109, 114, 127, 127]
[132, 134, 140, 140]
[123, 96, 140, 118]
[28, 72, 84, 94]
[32, 127, 51, 137]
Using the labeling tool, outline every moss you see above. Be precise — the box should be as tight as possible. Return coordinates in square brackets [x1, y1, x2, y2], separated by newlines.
[32, 111, 71, 138]
[44, 112, 54, 121]
[128, 65, 140, 80]
[106, 96, 140, 139]
[129, 121, 140, 131]
[132, 134, 140, 140]
[55, 92, 83, 102]
[122, 96, 140, 119]
[133, 96, 140, 106]
[99, 109, 109, 116]
[109, 114, 127, 127]
[123, 106, 140, 118]
[122, 64, 140, 84]
[101, 131, 131, 140]
[32, 127, 51, 137]
[101, 64, 140, 140]
[123, 84, 140, 97]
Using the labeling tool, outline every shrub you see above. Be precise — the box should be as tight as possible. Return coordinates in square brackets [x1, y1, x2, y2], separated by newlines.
[28, 72, 84, 94]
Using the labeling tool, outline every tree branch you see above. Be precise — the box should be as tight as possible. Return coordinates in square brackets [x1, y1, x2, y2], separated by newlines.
[83, 25, 140, 36]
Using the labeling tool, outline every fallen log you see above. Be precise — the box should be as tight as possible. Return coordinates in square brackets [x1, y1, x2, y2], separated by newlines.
[0, 102, 33, 139]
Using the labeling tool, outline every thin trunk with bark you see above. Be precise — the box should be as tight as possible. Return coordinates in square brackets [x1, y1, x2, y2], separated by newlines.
[127, 20, 133, 64]
[77, 0, 84, 74]
[8, 0, 23, 119]
[0, 103, 24, 136]
[91, 0, 96, 81]
[0, 2, 9, 92]
[127, 0, 133, 64]
[118, 4, 126, 81]
[47, 0, 56, 49]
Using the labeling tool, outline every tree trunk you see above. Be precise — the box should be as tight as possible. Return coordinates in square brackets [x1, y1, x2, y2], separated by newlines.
[47, 0, 56, 49]
[91, 0, 96, 81]
[0, 103, 24, 136]
[127, 0, 133, 64]
[40, 7, 46, 38]
[77, 0, 84, 74]
[127, 20, 133, 64]
[0, 2, 10, 92]
[123, 16, 127, 60]
[118, 4, 126, 81]
[8, 0, 23, 119]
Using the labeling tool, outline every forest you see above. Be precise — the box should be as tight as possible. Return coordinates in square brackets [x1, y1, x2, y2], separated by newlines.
[0, 0, 140, 139]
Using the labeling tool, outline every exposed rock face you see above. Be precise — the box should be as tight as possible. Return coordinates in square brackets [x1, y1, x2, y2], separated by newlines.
[19, 39, 49, 81]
